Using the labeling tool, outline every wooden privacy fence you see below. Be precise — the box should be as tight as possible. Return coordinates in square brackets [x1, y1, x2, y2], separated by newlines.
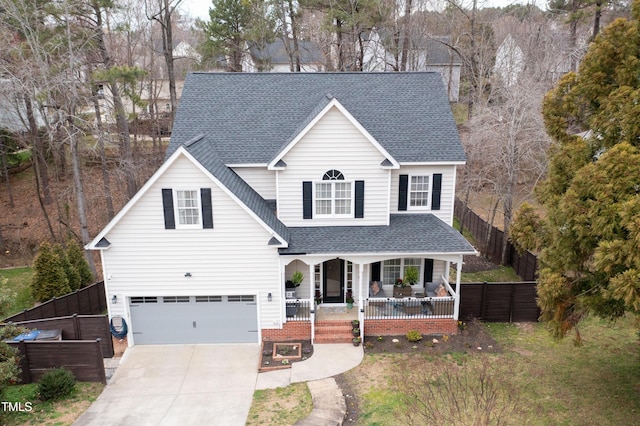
[458, 282, 540, 322]
[3, 281, 106, 323]
[7, 339, 106, 384]
[454, 199, 538, 281]
[3, 314, 114, 357]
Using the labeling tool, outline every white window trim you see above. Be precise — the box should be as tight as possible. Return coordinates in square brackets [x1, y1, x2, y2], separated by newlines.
[313, 180, 355, 218]
[174, 189, 201, 229]
[408, 174, 432, 210]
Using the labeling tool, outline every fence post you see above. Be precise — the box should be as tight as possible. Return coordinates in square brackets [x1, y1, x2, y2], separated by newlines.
[95, 339, 106, 384]
[18, 340, 32, 384]
[481, 282, 488, 320]
[509, 283, 516, 322]
[73, 313, 80, 339]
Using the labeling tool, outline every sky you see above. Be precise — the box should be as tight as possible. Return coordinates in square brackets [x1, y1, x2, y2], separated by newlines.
[180, 0, 539, 22]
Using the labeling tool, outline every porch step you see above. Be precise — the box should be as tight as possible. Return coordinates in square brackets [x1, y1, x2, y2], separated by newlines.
[314, 320, 356, 344]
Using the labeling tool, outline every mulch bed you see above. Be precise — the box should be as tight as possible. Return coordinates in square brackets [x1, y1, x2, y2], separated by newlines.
[360, 319, 501, 355]
[259, 340, 314, 372]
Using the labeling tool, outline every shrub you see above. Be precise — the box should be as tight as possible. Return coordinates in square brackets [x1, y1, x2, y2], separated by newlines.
[0, 324, 30, 341]
[38, 367, 75, 401]
[406, 330, 423, 342]
[0, 342, 21, 397]
[0, 280, 16, 318]
[66, 239, 93, 287]
[31, 242, 71, 302]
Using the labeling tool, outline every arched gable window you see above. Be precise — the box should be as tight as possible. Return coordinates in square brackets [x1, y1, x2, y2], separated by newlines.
[323, 170, 345, 181]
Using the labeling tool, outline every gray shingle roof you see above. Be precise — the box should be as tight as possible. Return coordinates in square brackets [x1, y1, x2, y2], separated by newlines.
[279, 214, 476, 255]
[184, 139, 290, 243]
[167, 72, 466, 164]
[250, 39, 324, 65]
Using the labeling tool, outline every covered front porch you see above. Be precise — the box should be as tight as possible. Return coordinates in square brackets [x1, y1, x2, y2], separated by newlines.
[275, 214, 477, 343]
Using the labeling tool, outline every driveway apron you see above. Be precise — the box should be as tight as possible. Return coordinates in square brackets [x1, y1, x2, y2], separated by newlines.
[74, 344, 260, 426]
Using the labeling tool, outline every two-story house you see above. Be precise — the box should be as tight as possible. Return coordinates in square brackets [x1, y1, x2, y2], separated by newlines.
[87, 72, 476, 346]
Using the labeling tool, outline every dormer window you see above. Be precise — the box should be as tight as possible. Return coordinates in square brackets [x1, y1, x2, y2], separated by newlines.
[315, 170, 352, 216]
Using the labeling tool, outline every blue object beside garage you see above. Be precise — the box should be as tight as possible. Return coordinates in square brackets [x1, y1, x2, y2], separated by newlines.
[129, 295, 258, 345]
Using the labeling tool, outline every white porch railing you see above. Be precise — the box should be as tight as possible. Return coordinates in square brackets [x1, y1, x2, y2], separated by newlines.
[364, 296, 455, 319]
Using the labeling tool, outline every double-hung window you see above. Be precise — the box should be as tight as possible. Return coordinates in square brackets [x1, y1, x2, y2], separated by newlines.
[409, 175, 430, 208]
[176, 190, 200, 227]
[382, 258, 422, 285]
[315, 170, 353, 217]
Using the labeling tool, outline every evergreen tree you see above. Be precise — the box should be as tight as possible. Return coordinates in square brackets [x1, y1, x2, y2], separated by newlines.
[66, 239, 93, 287]
[511, 1, 640, 341]
[31, 242, 71, 302]
[54, 243, 80, 292]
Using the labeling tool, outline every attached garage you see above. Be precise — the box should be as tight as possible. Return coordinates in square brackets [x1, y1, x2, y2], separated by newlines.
[129, 295, 258, 344]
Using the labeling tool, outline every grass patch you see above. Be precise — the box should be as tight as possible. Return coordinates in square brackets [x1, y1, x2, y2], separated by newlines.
[0, 267, 34, 318]
[247, 382, 313, 425]
[0, 381, 103, 425]
[453, 217, 477, 245]
[451, 103, 468, 125]
[459, 265, 522, 283]
[345, 315, 640, 425]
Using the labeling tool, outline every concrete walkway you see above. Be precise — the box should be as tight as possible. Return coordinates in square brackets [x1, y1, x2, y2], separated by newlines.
[256, 343, 363, 425]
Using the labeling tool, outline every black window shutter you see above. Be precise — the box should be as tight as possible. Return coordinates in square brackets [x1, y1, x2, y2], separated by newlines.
[162, 188, 175, 229]
[398, 174, 408, 211]
[431, 174, 442, 210]
[201, 188, 213, 229]
[303, 181, 312, 219]
[371, 262, 381, 282]
[424, 259, 434, 284]
[355, 180, 364, 218]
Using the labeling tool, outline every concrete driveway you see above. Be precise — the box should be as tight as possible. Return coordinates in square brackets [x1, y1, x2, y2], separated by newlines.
[74, 344, 260, 426]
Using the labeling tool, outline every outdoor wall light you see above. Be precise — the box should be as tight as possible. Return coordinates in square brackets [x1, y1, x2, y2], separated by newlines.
[184, 272, 192, 278]
[111, 295, 117, 304]
[268, 292, 272, 302]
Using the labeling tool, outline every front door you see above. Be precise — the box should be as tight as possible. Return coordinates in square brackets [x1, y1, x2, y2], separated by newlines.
[323, 259, 344, 303]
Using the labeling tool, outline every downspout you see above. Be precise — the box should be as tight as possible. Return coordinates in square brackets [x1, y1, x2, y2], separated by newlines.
[454, 258, 462, 322]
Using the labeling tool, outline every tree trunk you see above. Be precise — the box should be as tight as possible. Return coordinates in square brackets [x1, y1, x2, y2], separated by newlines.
[24, 95, 51, 205]
[90, 81, 115, 219]
[69, 131, 97, 278]
[336, 19, 345, 71]
[400, 0, 412, 71]
[0, 139, 14, 208]
[92, 2, 137, 199]
[592, 2, 602, 41]
[287, 0, 301, 72]
[160, 0, 178, 132]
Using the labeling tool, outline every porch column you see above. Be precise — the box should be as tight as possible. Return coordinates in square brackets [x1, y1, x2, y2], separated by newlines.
[358, 263, 364, 340]
[280, 260, 286, 323]
[445, 260, 451, 282]
[309, 262, 315, 344]
[453, 258, 462, 321]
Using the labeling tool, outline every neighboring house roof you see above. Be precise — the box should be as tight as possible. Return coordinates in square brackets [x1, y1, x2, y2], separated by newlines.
[167, 72, 466, 164]
[250, 39, 324, 66]
[279, 214, 476, 255]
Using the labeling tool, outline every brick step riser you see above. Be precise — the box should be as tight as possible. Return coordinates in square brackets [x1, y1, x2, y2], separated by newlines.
[314, 336, 355, 344]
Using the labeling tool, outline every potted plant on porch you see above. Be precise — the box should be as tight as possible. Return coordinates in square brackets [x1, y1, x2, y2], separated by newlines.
[352, 336, 361, 346]
[393, 278, 412, 298]
[345, 290, 354, 309]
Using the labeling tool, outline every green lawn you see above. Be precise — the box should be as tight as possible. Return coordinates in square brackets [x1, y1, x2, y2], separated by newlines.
[0, 382, 103, 425]
[0, 267, 35, 318]
[347, 315, 640, 425]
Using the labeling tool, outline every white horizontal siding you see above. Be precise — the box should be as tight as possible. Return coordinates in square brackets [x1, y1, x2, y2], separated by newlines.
[390, 165, 456, 224]
[278, 106, 389, 226]
[231, 167, 276, 200]
[101, 155, 282, 333]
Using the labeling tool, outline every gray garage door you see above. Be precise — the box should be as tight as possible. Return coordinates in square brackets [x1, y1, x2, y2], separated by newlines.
[129, 295, 258, 344]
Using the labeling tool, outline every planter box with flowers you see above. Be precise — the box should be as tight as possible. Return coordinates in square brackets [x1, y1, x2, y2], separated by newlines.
[393, 279, 412, 297]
